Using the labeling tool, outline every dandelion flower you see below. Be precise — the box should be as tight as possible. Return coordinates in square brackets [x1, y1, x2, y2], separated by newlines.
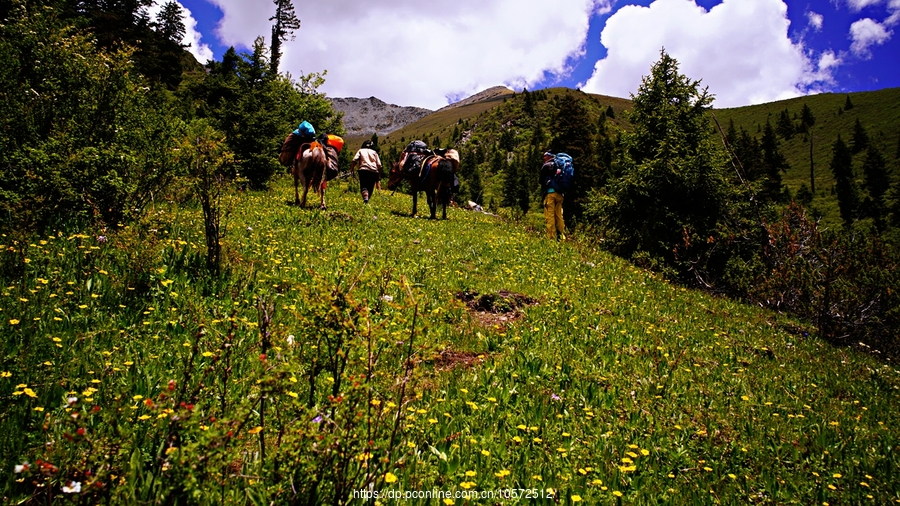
[384, 472, 398, 483]
[572, 495, 582, 502]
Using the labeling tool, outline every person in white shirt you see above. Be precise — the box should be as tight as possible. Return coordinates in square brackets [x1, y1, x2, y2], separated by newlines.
[350, 140, 383, 204]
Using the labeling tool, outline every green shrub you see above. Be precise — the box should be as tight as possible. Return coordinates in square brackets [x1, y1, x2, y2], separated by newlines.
[0, 4, 182, 232]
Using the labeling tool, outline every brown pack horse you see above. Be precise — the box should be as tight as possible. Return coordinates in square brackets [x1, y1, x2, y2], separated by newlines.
[292, 141, 336, 209]
[387, 149, 459, 219]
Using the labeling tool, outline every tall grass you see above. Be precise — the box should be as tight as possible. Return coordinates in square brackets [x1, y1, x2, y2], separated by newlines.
[1, 176, 898, 504]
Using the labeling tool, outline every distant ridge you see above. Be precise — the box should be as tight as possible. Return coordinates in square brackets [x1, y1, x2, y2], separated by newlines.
[438, 86, 515, 111]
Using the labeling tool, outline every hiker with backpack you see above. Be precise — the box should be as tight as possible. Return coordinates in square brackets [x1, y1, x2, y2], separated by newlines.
[540, 151, 574, 241]
[350, 140, 383, 204]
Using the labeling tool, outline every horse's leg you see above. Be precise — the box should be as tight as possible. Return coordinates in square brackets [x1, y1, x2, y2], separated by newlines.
[427, 188, 437, 219]
[411, 186, 418, 217]
[293, 166, 301, 205]
[319, 180, 327, 210]
[300, 177, 311, 208]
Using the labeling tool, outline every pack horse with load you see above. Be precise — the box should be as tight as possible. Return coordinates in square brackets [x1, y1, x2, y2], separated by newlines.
[280, 121, 343, 209]
[387, 140, 459, 220]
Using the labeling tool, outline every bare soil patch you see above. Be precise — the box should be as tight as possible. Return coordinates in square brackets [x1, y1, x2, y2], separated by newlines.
[431, 348, 486, 371]
[454, 289, 537, 329]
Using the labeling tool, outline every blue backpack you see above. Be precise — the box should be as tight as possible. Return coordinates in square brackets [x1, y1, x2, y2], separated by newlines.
[550, 153, 574, 193]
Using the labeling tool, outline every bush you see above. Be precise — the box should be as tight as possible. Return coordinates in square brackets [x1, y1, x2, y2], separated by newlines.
[730, 202, 900, 354]
[0, 4, 183, 232]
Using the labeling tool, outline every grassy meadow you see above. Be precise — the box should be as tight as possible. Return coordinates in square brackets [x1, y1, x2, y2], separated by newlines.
[2, 175, 899, 504]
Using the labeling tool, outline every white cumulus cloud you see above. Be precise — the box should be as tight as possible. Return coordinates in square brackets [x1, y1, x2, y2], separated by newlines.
[147, 1, 214, 63]
[846, 0, 883, 11]
[849, 17, 892, 56]
[209, 0, 608, 109]
[580, 0, 838, 107]
[807, 10, 824, 30]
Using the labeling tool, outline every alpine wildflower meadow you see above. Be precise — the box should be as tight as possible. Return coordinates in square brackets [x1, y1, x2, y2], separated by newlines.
[1, 176, 899, 504]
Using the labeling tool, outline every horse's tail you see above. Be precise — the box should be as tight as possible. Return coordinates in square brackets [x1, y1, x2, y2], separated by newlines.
[436, 158, 455, 184]
[299, 144, 327, 189]
[435, 158, 457, 203]
[444, 149, 460, 173]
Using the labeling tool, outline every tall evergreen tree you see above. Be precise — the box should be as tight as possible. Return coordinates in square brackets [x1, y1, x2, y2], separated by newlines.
[851, 118, 869, 154]
[155, 1, 186, 44]
[522, 87, 535, 117]
[593, 50, 736, 271]
[829, 135, 858, 227]
[844, 95, 854, 110]
[552, 91, 599, 224]
[269, 0, 301, 75]
[775, 108, 794, 140]
[799, 103, 815, 133]
[727, 122, 763, 182]
[760, 120, 790, 203]
[861, 144, 890, 229]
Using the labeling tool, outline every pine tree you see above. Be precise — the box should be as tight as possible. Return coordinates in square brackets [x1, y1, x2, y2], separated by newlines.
[775, 109, 794, 140]
[760, 120, 789, 203]
[469, 166, 484, 205]
[851, 118, 869, 154]
[862, 144, 890, 229]
[552, 92, 598, 223]
[728, 124, 762, 182]
[269, 0, 301, 75]
[829, 135, 858, 227]
[596, 50, 735, 269]
[155, 1, 185, 44]
[522, 87, 535, 117]
[844, 95, 854, 110]
[799, 103, 815, 133]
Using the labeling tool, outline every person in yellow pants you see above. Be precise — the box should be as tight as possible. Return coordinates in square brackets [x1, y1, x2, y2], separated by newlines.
[539, 152, 566, 241]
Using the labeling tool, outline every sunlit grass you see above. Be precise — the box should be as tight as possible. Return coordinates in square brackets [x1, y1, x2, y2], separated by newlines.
[1, 175, 898, 504]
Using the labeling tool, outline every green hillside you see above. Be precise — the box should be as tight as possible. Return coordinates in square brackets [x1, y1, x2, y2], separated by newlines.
[382, 87, 634, 153]
[2, 177, 898, 503]
[373, 86, 900, 226]
[714, 87, 900, 224]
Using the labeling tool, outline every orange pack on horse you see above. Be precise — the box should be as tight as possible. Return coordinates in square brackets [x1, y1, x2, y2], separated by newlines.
[291, 135, 342, 209]
[387, 142, 459, 219]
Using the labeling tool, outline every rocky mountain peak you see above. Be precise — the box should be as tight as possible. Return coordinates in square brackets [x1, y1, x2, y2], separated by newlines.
[329, 96, 432, 137]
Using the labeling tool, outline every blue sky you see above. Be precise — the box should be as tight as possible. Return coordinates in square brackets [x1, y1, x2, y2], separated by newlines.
[166, 0, 899, 109]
